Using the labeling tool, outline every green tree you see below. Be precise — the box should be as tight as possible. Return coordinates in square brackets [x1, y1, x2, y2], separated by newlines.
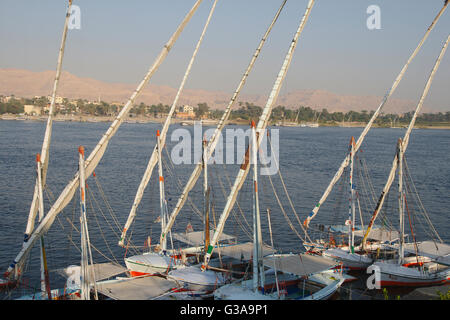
[195, 102, 210, 118]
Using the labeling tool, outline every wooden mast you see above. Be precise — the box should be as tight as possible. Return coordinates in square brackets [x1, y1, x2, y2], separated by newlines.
[157, 130, 168, 251]
[397, 139, 405, 264]
[36, 154, 52, 300]
[24, 0, 73, 242]
[78, 146, 98, 300]
[346, 137, 356, 253]
[203, 136, 210, 254]
[251, 120, 264, 292]
[79, 146, 89, 300]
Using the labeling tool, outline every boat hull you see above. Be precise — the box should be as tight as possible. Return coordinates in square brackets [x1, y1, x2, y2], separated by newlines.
[125, 252, 183, 276]
[0, 278, 17, 290]
[322, 248, 373, 270]
[168, 265, 227, 296]
[16, 288, 80, 300]
[373, 261, 450, 287]
[214, 271, 344, 300]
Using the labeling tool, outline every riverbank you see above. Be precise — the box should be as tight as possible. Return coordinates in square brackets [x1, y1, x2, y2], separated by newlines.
[1, 114, 450, 129]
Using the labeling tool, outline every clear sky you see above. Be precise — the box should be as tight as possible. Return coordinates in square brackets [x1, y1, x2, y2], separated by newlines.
[0, 0, 449, 111]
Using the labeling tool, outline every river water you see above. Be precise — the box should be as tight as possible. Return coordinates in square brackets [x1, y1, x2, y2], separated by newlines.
[0, 120, 449, 299]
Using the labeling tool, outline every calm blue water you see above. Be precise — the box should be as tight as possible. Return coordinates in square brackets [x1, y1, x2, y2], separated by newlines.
[0, 120, 449, 298]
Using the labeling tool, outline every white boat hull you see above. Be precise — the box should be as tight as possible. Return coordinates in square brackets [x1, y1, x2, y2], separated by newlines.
[322, 248, 373, 270]
[168, 265, 227, 296]
[373, 261, 450, 287]
[125, 252, 184, 276]
[214, 270, 344, 300]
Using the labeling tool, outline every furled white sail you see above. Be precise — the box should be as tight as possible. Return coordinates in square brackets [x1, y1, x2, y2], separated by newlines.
[24, 0, 74, 241]
[119, 0, 218, 247]
[303, 2, 449, 229]
[159, 0, 288, 248]
[263, 254, 337, 277]
[203, 0, 316, 269]
[362, 34, 449, 247]
[5, 0, 203, 280]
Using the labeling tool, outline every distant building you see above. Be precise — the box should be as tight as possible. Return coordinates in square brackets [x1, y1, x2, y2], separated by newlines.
[182, 105, 194, 114]
[177, 105, 195, 119]
[47, 96, 64, 104]
[2, 96, 13, 103]
[24, 105, 42, 115]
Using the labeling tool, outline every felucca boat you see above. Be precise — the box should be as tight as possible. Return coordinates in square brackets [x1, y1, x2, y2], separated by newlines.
[123, 0, 288, 283]
[367, 34, 450, 287]
[4, 0, 205, 300]
[302, 1, 449, 271]
[214, 118, 344, 300]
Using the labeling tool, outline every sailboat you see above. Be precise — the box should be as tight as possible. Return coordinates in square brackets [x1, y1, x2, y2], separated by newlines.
[123, 0, 288, 281]
[317, 137, 388, 270]
[2, 0, 75, 299]
[3, 0, 205, 299]
[323, 35, 450, 274]
[367, 34, 450, 287]
[279, 109, 301, 127]
[194, 0, 343, 300]
[214, 120, 344, 300]
[302, 2, 449, 271]
[167, 128, 277, 298]
[161, 0, 318, 298]
[323, 34, 450, 275]
[121, 0, 239, 278]
[305, 110, 320, 127]
[164, 135, 235, 298]
[18, 146, 99, 300]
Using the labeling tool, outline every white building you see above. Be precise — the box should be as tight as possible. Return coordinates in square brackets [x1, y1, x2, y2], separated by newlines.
[47, 96, 64, 104]
[182, 105, 194, 113]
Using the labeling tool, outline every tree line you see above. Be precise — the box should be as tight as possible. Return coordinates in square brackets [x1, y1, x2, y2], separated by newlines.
[1, 96, 449, 125]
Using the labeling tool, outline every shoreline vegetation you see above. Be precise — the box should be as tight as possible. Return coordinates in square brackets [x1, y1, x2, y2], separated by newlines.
[1, 96, 449, 129]
[2, 114, 450, 129]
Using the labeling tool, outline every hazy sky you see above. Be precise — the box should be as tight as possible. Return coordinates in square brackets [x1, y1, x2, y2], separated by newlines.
[0, 0, 449, 111]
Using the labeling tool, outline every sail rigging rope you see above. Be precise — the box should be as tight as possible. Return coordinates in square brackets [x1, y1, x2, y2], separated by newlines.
[260, 158, 305, 242]
[91, 174, 142, 255]
[331, 164, 348, 226]
[92, 174, 123, 233]
[220, 161, 255, 234]
[356, 156, 375, 210]
[86, 186, 120, 265]
[403, 155, 442, 242]
[163, 144, 203, 218]
[403, 192, 421, 267]
[63, 217, 120, 266]
[266, 132, 311, 240]
[213, 163, 253, 240]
